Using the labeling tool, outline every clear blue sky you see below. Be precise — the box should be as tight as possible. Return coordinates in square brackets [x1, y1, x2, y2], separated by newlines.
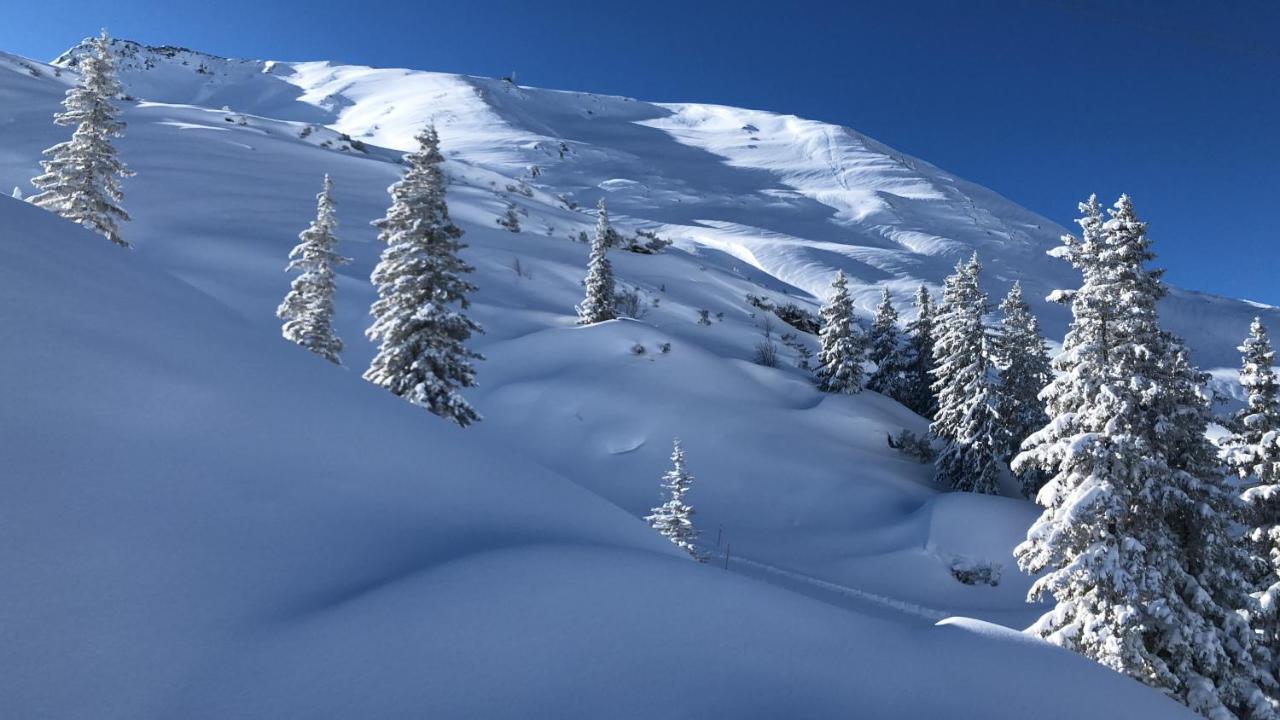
[5, 0, 1277, 303]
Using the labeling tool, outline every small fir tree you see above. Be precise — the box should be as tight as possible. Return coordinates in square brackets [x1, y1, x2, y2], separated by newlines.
[645, 439, 701, 561]
[576, 199, 617, 324]
[29, 30, 133, 248]
[866, 288, 908, 398]
[1227, 318, 1280, 486]
[900, 284, 938, 417]
[594, 196, 623, 247]
[365, 125, 483, 427]
[815, 270, 865, 393]
[277, 175, 350, 364]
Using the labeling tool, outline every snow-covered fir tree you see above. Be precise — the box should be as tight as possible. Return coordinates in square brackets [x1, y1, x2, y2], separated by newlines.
[576, 198, 617, 324]
[645, 439, 701, 561]
[900, 284, 938, 417]
[1014, 195, 1276, 719]
[277, 175, 350, 364]
[992, 281, 1052, 496]
[866, 288, 908, 397]
[365, 125, 483, 427]
[1227, 318, 1280, 672]
[930, 254, 1005, 494]
[1227, 318, 1280, 486]
[29, 30, 133, 248]
[593, 196, 622, 248]
[815, 270, 865, 393]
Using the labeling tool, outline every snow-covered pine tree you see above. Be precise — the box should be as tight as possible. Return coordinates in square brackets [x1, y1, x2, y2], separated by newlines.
[866, 288, 908, 397]
[993, 281, 1053, 496]
[900, 284, 938, 417]
[1227, 319, 1280, 672]
[365, 125, 483, 427]
[815, 270, 865, 393]
[576, 198, 617, 324]
[1227, 318, 1280, 486]
[644, 439, 701, 561]
[29, 30, 133, 248]
[929, 254, 1005, 494]
[1014, 195, 1276, 719]
[277, 175, 350, 364]
[594, 196, 622, 248]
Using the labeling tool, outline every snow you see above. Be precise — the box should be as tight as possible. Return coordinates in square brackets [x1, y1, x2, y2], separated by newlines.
[0, 39, 1231, 717]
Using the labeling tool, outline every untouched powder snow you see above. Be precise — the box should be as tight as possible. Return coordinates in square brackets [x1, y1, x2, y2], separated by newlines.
[0, 38, 1247, 717]
[0, 195, 1198, 719]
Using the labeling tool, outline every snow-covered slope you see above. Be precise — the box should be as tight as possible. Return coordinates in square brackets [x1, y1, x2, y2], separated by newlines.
[36, 38, 1279, 367]
[0, 168, 1196, 720]
[0, 38, 1251, 717]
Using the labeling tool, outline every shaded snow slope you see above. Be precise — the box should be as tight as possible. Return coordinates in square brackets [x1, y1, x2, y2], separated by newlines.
[0, 38, 1252, 717]
[0, 197, 1197, 718]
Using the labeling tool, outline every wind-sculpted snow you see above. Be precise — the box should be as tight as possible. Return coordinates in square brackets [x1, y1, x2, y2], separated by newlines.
[0, 39, 1246, 717]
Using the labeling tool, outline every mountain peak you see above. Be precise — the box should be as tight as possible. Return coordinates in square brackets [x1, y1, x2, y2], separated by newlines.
[52, 37, 248, 77]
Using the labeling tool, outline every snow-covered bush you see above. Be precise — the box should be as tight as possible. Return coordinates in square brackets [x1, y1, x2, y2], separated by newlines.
[497, 203, 521, 232]
[947, 555, 1002, 587]
[887, 430, 935, 463]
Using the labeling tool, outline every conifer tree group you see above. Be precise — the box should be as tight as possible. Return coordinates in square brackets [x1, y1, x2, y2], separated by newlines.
[30, 29, 133, 248]
[277, 175, 349, 364]
[815, 270, 866, 393]
[1014, 195, 1277, 719]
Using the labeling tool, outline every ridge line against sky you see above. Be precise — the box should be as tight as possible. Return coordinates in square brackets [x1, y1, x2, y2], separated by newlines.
[5, 0, 1277, 305]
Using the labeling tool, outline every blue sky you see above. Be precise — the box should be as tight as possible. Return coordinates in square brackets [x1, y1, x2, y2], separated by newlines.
[5, 0, 1277, 303]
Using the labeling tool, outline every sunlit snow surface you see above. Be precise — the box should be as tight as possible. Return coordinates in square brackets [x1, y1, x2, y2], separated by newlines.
[0, 41, 1237, 717]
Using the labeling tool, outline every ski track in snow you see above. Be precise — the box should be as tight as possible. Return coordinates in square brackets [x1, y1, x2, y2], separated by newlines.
[700, 542, 951, 622]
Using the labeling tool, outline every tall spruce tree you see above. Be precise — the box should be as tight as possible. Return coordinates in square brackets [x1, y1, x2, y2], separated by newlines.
[1014, 195, 1275, 719]
[29, 30, 133, 248]
[901, 284, 938, 417]
[365, 125, 483, 427]
[1227, 318, 1280, 673]
[645, 439, 701, 561]
[930, 254, 1005, 494]
[815, 270, 865, 393]
[866, 288, 908, 397]
[277, 175, 350, 364]
[993, 281, 1053, 496]
[576, 198, 617, 324]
